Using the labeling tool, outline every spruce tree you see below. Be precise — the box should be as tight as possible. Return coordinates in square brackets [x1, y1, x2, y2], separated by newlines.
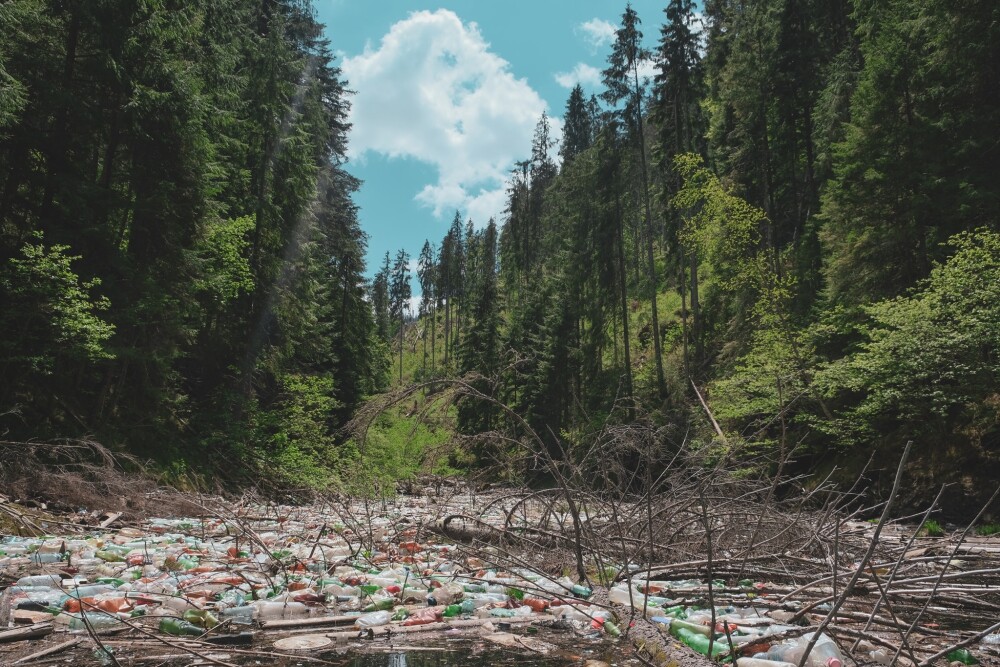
[389, 249, 411, 383]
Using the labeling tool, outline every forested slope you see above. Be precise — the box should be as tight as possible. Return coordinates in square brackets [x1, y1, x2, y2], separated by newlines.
[0, 0, 387, 487]
[384, 0, 1000, 513]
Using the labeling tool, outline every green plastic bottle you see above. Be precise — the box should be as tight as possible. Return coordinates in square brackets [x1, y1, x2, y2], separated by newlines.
[668, 618, 712, 637]
[946, 649, 979, 665]
[94, 550, 124, 563]
[672, 627, 727, 657]
[183, 609, 220, 629]
[95, 577, 125, 587]
[604, 621, 621, 637]
[359, 584, 380, 596]
[159, 617, 204, 637]
[572, 584, 593, 598]
[442, 604, 462, 618]
[362, 598, 395, 612]
[391, 608, 410, 621]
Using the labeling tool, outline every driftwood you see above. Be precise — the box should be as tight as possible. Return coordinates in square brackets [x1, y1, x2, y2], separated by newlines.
[0, 622, 53, 643]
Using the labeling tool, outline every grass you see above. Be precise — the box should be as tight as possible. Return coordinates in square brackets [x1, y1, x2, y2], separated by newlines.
[976, 523, 1000, 537]
[920, 519, 945, 537]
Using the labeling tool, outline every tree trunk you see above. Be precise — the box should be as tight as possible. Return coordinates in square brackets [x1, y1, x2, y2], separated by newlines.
[616, 197, 634, 411]
[633, 65, 665, 396]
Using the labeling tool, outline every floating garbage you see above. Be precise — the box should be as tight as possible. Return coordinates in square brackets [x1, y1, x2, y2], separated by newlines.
[0, 501, 621, 667]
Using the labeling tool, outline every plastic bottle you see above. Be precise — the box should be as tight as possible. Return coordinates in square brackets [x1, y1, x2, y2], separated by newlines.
[549, 604, 590, 622]
[16, 574, 62, 587]
[668, 618, 713, 638]
[757, 634, 844, 667]
[402, 606, 442, 626]
[64, 584, 115, 598]
[67, 612, 124, 632]
[401, 586, 430, 602]
[736, 659, 797, 667]
[435, 582, 464, 605]
[984, 635, 1000, 645]
[254, 601, 309, 620]
[362, 597, 394, 612]
[183, 609, 219, 629]
[159, 617, 204, 637]
[218, 606, 254, 625]
[864, 649, 892, 665]
[945, 649, 978, 665]
[355, 610, 391, 628]
[488, 607, 517, 618]
[672, 627, 729, 657]
[522, 597, 549, 612]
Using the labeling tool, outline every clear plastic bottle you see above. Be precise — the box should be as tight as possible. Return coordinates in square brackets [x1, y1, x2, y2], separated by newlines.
[67, 612, 124, 632]
[16, 574, 62, 587]
[219, 606, 255, 624]
[736, 659, 797, 667]
[355, 610, 391, 628]
[758, 633, 844, 667]
[253, 601, 309, 620]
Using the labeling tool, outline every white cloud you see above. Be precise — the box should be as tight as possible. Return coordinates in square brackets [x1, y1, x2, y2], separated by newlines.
[554, 63, 602, 89]
[578, 18, 616, 52]
[636, 58, 658, 87]
[342, 10, 553, 225]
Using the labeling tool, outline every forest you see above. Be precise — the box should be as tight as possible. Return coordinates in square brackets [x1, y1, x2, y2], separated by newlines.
[2, 0, 999, 511]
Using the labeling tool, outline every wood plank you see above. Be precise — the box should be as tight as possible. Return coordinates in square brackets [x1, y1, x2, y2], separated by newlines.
[0, 622, 54, 644]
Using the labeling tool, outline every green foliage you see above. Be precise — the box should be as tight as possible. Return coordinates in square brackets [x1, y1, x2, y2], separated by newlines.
[194, 215, 255, 305]
[816, 230, 1000, 439]
[341, 407, 460, 496]
[0, 0, 388, 486]
[673, 154, 761, 292]
[0, 235, 114, 376]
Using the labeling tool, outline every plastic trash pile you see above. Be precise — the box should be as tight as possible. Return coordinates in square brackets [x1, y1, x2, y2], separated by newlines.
[3, 502, 995, 667]
[0, 512, 620, 649]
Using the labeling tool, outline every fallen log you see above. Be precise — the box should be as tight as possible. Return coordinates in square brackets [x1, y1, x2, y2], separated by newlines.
[324, 616, 542, 641]
[0, 622, 53, 643]
[260, 614, 358, 630]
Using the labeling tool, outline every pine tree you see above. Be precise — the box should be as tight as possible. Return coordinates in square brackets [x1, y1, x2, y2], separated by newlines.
[417, 240, 436, 374]
[372, 252, 391, 342]
[560, 85, 594, 165]
[389, 249, 411, 383]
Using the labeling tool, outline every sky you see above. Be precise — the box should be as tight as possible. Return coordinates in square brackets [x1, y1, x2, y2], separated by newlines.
[313, 0, 671, 281]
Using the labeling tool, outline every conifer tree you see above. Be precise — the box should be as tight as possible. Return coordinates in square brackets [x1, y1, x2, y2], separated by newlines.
[389, 248, 411, 383]
[560, 85, 594, 165]
[372, 253, 391, 342]
[417, 240, 436, 374]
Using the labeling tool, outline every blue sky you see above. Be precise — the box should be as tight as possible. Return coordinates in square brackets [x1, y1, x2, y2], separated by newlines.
[313, 1, 673, 280]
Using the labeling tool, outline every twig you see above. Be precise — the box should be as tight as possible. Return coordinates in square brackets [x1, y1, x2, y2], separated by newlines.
[796, 440, 911, 667]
